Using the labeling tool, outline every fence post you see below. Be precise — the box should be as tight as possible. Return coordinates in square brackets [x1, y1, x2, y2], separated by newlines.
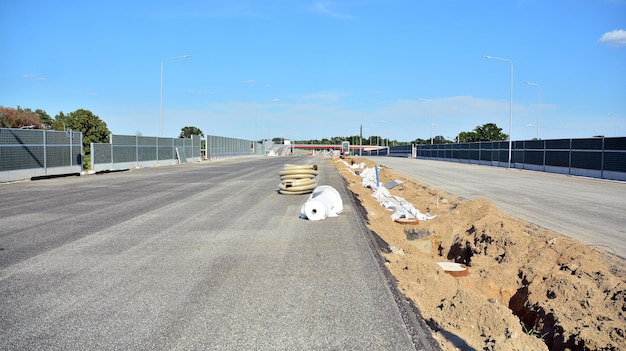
[542, 139, 546, 172]
[568, 138, 572, 176]
[79, 132, 83, 170]
[90, 142, 94, 171]
[68, 129, 72, 168]
[43, 130, 48, 175]
[519, 141, 522, 168]
[601, 137, 605, 179]
[110, 134, 114, 170]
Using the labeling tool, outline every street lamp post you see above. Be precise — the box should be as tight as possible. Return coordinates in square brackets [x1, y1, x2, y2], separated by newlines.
[419, 98, 433, 144]
[484, 55, 514, 168]
[160, 55, 191, 137]
[525, 82, 541, 140]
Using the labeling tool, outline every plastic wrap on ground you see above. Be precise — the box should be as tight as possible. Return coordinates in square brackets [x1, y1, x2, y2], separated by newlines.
[300, 185, 344, 221]
[362, 168, 437, 222]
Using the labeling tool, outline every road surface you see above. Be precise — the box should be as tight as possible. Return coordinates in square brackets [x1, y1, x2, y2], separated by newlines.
[0, 157, 439, 350]
[369, 156, 626, 259]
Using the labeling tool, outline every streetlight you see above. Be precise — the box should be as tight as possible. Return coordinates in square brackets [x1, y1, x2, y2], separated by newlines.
[525, 82, 541, 140]
[419, 98, 433, 144]
[484, 55, 514, 168]
[160, 55, 191, 137]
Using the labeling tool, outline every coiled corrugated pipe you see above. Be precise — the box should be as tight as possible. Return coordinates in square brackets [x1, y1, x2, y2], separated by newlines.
[278, 164, 318, 195]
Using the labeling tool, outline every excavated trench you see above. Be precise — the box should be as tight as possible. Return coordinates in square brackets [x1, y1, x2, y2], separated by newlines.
[444, 234, 559, 349]
[433, 220, 624, 350]
[336, 156, 626, 351]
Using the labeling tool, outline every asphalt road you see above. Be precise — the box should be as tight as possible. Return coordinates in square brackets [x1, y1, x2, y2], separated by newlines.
[369, 156, 626, 259]
[0, 157, 439, 351]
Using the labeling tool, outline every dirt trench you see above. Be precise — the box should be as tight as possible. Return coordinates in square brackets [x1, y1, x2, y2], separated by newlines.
[333, 157, 626, 351]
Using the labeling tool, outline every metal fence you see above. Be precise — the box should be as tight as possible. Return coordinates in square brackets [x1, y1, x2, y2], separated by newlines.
[91, 134, 202, 172]
[206, 135, 265, 158]
[375, 137, 626, 181]
[0, 128, 83, 182]
[2, 129, 270, 181]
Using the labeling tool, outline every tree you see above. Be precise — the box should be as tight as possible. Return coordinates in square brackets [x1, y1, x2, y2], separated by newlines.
[344, 135, 361, 146]
[330, 136, 343, 145]
[433, 135, 453, 144]
[0, 106, 41, 128]
[35, 109, 52, 129]
[472, 123, 508, 141]
[458, 131, 478, 143]
[272, 137, 285, 144]
[365, 135, 384, 146]
[57, 109, 111, 168]
[0, 107, 11, 128]
[49, 111, 73, 131]
[412, 138, 430, 145]
[62, 109, 110, 146]
[179, 126, 204, 138]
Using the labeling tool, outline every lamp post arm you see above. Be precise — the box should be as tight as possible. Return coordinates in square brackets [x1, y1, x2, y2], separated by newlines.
[159, 55, 191, 137]
[533, 84, 541, 140]
[160, 60, 164, 137]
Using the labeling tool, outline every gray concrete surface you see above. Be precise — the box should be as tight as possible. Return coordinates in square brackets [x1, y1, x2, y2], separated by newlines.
[369, 157, 626, 259]
[0, 157, 439, 350]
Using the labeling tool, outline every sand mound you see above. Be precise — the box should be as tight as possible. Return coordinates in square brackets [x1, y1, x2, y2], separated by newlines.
[334, 157, 626, 351]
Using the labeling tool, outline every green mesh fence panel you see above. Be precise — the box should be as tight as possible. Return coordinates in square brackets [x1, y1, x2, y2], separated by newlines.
[92, 144, 112, 164]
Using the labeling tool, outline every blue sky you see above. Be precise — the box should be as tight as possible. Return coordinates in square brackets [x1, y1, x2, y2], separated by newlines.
[1, 0, 625, 142]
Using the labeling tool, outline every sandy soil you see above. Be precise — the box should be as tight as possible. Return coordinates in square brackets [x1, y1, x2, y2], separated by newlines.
[333, 156, 626, 351]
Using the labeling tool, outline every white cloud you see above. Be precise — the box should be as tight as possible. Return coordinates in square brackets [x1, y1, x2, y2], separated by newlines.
[243, 79, 256, 84]
[598, 29, 626, 47]
[22, 74, 46, 81]
[312, 1, 353, 19]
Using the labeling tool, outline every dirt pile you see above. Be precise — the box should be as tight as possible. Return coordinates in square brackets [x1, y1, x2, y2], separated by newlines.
[334, 157, 626, 351]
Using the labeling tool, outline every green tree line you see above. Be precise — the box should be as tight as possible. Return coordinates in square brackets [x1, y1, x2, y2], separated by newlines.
[287, 122, 508, 146]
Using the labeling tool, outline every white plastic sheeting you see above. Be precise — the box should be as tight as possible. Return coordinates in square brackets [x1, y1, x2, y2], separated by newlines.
[372, 187, 437, 222]
[356, 166, 436, 222]
[300, 185, 344, 221]
[360, 167, 378, 188]
[335, 160, 366, 175]
[334, 160, 436, 222]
